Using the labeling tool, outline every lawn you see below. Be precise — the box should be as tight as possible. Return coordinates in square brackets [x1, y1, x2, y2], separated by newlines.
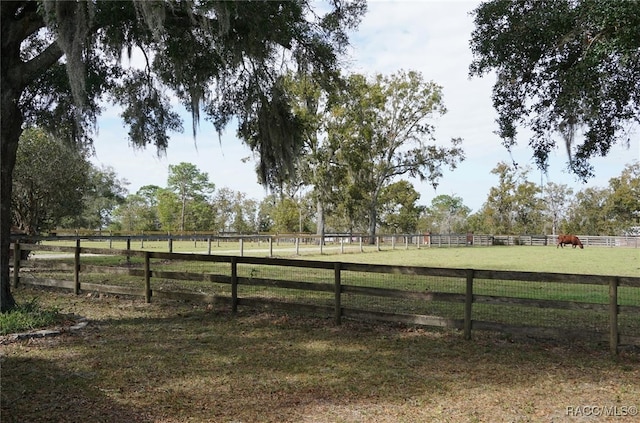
[37, 239, 640, 276]
[1, 288, 639, 423]
[305, 245, 640, 277]
[3, 245, 640, 422]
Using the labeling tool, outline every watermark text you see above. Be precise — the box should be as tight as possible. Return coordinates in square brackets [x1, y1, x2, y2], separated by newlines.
[566, 405, 637, 417]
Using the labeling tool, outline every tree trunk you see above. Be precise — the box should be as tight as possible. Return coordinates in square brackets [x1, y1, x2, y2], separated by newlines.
[368, 201, 377, 245]
[316, 199, 325, 244]
[1, 80, 23, 312]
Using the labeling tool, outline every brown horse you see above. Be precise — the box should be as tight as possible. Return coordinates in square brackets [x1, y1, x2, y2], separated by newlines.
[557, 234, 583, 249]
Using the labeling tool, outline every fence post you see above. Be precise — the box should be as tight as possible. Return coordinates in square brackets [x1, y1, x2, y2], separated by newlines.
[334, 262, 342, 325]
[144, 251, 151, 303]
[609, 277, 619, 356]
[126, 237, 131, 265]
[464, 269, 474, 340]
[231, 257, 238, 313]
[239, 238, 244, 257]
[12, 242, 20, 288]
[269, 237, 273, 257]
[359, 236, 363, 253]
[296, 237, 300, 255]
[168, 234, 173, 253]
[74, 239, 81, 295]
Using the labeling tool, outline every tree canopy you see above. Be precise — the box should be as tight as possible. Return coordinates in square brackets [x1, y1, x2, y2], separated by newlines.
[329, 71, 464, 240]
[473, 162, 544, 235]
[1, 0, 366, 311]
[469, 0, 640, 179]
[11, 128, 90, 235]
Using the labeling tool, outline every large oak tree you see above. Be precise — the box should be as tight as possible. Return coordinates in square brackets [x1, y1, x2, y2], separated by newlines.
[330, 71, 464, 242]
[0, 0, 366, 311]
[469, 0, 640, 179]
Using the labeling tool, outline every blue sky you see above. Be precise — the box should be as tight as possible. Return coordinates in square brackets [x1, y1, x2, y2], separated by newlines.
[90, 0, 638, 212]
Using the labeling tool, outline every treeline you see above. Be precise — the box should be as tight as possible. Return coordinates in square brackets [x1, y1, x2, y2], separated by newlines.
[110, 160, 640, 237]
[11, 129, 639, 238]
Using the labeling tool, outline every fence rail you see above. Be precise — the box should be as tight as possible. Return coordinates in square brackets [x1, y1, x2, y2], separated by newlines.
[9, 232, 640, 251]
[9, 242, 640, 356]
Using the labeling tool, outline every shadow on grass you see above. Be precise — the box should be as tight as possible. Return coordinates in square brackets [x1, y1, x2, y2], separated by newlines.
[1, 355, 153, 423]
[2, 290, 639, 422]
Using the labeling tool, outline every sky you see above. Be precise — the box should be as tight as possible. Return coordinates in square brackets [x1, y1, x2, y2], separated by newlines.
[90, 0, 638, 213]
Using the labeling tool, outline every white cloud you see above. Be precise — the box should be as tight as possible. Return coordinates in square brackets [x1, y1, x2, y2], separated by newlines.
[92, 0, 638, 213]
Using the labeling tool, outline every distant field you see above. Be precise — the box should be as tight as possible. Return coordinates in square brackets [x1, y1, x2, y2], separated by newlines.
[37, 239, 640, 277]
[308, 245, 640, 277]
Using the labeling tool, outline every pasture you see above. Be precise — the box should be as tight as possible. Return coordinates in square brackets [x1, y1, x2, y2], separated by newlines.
[36, 238, 639, 277]
[3, 244, 639, 422]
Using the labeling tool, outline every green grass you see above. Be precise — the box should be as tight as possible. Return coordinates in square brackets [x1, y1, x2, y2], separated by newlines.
[38, 240, 639, 275]
[4, 244, 640, 422]
[307, 245, 640, 276]
[0, 298, 61, 335]
[2, 288, 639, 423]
[18, 245, 640, 338]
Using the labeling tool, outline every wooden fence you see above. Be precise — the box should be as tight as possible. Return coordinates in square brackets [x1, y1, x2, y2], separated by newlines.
[8, 233, 639, 263]
[9, 241, 640, 356]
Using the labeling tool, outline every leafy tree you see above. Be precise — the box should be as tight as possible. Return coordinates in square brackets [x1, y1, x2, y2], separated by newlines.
[474, 162, 543, 234]
[131, 185, 161, 231]
[156, 189, 181, 232]
[257, 195, 278, 233]
[423, 194, 471, 234]
[167, 162, 214, 232]
[542, 182, 574, 235]
[561, 162, 639, 235]
[112, 193, 156, 232]
[1, 0, 366, 311]
[272, 197, 302, 234]
[605, 161, 640, 233]
[469, 0, 640, 179]
[211, 188, 236, 233]
[182, 199, 215, 232]
[282, 73, 342, 240]
[331, 70, 464, 241]
[377, 181, 424, 234]
[11, 128, 90, 235]
[231, 196, 259, 234]
[512, 179, 545, 234]
[565, 187, 611, 235]
[211, 188, 259, 233]
[63, 165, 128, 230]
[330, 180, 369, 235]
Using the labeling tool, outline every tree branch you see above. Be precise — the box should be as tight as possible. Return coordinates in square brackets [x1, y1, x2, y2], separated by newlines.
[19, 41, 64, 90]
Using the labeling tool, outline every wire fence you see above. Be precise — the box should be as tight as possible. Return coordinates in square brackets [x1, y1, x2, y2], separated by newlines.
[9, 241, 640, 355]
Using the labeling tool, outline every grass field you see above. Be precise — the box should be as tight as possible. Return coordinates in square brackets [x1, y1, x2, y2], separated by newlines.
[36, 239, 640, 276]
[1, 288, 639, 423]
[19, 244, 640, 333]
[3, 244, 639, 422]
